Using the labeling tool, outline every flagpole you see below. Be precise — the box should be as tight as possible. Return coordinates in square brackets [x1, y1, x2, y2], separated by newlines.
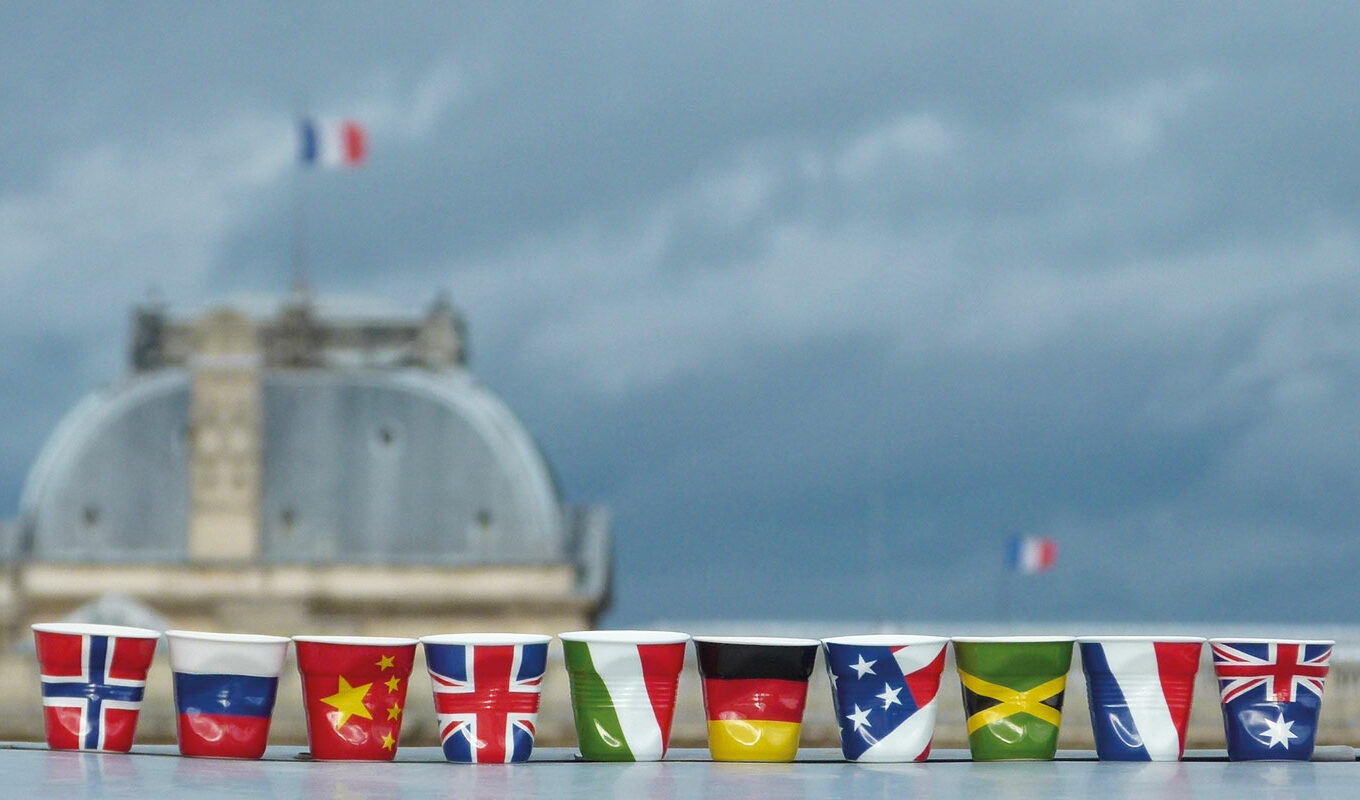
[291, 95, 310, 295]
[996, 537, 1014, 628]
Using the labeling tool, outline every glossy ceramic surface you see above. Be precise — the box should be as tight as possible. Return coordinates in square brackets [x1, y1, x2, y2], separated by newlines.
[293, 636, 418, 761]
[166, 631, 290, 759]
[32, 622, 160, 752]
[421, 634, 552, 763]
[952, 637, 1075, 761]
[559, 630, 689, 761]
[1210, 638, 1332, 761]
[694, 636, 819, 762]
[822, 634, 949, 762]
[1077, 636, 1203, 761]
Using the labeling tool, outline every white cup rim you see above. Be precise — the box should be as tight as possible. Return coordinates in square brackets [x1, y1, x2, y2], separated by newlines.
[822, 634, 950, 647]
[421, 633, 552, 646]
[166, 630, 291, 645]
[558, 630, 690, 645]
[292, 635, 418, 647]
[1208, 637, 1335, 646]
[1076, 635, 1207, 644]
[32, 622, 161, 639]
[951, 635, 1076, 643]
[692, 635, 821, 647]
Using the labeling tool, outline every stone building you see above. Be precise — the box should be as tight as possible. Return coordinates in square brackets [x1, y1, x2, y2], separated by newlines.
[4, 291, 611, 641]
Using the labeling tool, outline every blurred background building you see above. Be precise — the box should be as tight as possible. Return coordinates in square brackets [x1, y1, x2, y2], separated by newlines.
[2, 289, 610, 640]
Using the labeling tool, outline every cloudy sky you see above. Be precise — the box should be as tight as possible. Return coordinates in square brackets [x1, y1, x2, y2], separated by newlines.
[2, 3, 1357, 625]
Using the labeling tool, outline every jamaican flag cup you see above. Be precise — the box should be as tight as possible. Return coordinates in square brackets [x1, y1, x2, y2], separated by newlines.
[952, 636, 1075, 761]
[559, 630, 689, 761]
[693, 635, 819, 762]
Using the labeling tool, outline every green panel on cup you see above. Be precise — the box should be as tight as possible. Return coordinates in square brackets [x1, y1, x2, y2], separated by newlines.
[952, 637, 1074, 761]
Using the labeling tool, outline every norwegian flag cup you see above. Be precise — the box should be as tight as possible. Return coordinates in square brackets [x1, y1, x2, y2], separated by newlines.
[1077, 636, 1204, 761]
[166, 630, 290, 759]
[293, 635, 418, 761]
[1210, 637, 1333, 761]
[822, 634, 949, 762]
[421, 633, 552, 763]
[33, 622, 161, 752]
[559, 630, 689, 761]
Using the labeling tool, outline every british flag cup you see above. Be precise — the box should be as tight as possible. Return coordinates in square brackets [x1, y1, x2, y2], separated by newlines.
[1210, 637, 1332, 761]
[421, 633, 551, 763]
[33, 622, 161, 752]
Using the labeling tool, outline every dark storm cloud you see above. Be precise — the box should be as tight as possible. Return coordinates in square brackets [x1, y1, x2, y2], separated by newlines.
[2, 2, 1358, 623]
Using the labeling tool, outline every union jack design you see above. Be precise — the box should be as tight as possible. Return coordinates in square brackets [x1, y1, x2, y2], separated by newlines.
[1211, 641, 1331, 704]
[428, 642, 547, 763]
[37, 631, 157, 752]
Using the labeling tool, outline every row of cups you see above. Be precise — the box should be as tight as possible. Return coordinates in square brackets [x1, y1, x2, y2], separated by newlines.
[31, 623, 1334, 763]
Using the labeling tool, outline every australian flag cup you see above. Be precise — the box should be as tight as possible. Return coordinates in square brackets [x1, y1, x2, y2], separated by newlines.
[167, 630, 290, 759]
[422, 634, 551, 763]
[1211, 637, 1332, 761]
[33, 622, 160, 752]
[822, 635, 948, 762]
[1077, 636, 1203, 761]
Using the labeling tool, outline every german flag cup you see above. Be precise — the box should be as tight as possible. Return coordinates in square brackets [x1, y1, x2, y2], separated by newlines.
[694, 635, 820, 762]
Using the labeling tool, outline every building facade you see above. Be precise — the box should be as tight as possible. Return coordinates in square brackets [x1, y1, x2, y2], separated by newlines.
[4, 291, 610, 641]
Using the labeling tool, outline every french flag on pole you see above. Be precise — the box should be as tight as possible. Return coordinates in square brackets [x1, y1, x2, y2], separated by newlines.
[299, 118, 367, 168]
[1008, 535, 1058, 574]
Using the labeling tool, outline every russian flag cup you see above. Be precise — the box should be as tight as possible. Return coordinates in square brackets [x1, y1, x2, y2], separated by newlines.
[1077, 636, 1204, 761]
[293, 635, 418, 761]
[33, 622, 160, 752]
[952, 636, 1075, 761]
[559, 630, 689, 761]
[693, 636, 820, 762]
[420, 633, 552, 763]
[1210, 637, 1332, 761]
[166, 630, 290, 759]
[822, 634, 949, 762]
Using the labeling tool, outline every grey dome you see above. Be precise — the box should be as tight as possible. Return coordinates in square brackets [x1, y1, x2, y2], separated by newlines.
[19, 368, 570, 566]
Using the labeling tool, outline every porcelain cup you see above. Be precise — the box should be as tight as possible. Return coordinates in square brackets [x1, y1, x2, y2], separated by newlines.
[166, 630, 290, 759]
[559, 630, 689, 761]
[823, 634, 949, 762]
[952, 636, 1075, 761]
[1077, 636, 1204, 761]
[33, 622, 161, 752]
[421, 633, 552, 763]
[293, 635, 417, 760]
[1210, 637, 1332, 761]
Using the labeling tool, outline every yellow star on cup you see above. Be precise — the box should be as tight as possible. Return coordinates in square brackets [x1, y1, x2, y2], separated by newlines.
[320, 675, 373, 729]
[375, 654, 395, 671]
[381, 732, 396, 751]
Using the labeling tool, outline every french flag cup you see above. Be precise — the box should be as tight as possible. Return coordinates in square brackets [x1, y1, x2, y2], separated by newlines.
[167, 630, 290, 759]
[33, 622, 160, 752]
[1078, 636, 1204, 761]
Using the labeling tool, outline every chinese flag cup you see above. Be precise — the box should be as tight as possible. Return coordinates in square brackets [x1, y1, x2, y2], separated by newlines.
[1210, 637, 1332, 761]
[33, 622, 161, 752]
[421, 633, 552, 763]
[293, 635, 418, 761]
[559, 630, 689, 761]
[952, 636, 1075, 761]
[822, 634, 949, 762]
[694, 635, 819, 762]
[166, 630, 290, 759]
[1077, 636, 1203, 761]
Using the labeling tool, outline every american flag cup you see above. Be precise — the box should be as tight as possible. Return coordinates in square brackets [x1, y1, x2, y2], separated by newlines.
[422, 634, 552, 763]
[33, 622, 161, 752]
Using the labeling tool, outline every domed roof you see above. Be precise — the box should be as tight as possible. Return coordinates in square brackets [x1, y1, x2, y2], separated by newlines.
[19, 367, 570, 565]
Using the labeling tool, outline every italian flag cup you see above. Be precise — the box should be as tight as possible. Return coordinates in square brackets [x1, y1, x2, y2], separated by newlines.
[559, 630, 689, 761]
